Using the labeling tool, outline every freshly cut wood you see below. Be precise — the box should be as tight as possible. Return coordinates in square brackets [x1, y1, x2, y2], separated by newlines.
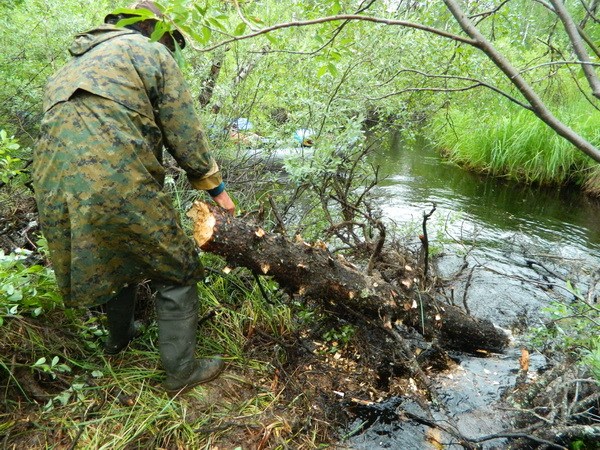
[188, 201, 510, 353]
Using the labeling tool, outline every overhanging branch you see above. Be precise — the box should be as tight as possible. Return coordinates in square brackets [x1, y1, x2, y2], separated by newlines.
[195, 14, 478, 53]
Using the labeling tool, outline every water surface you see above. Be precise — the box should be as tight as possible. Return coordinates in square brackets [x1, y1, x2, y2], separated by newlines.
[342, 134, 600, 448]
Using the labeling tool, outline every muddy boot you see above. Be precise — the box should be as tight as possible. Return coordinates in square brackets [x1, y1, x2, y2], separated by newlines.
[104, 284, 142, 355]
[155, 284, 225, 395]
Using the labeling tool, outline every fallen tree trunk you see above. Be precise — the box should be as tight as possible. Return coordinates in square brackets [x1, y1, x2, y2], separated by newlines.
[188, 202, 510, 353]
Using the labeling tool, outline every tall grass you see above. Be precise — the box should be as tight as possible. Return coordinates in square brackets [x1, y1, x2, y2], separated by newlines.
[434, 88, 600, 188]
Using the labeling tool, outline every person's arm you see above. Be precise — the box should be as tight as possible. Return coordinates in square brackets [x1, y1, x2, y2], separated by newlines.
[152, 47, 232, 209]
[206, 182, 235, 215]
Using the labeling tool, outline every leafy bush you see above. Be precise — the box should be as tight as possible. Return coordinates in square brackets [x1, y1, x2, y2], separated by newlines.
[0, 129, 27, 184]
[529, 281, 600, 380]
[0, 246, 62, 325]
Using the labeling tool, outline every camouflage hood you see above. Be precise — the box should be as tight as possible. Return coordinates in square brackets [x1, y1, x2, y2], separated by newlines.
[69, 25, 135, 56]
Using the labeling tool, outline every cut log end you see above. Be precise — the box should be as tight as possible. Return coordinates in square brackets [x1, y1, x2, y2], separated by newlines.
[187, 201, 216, 248]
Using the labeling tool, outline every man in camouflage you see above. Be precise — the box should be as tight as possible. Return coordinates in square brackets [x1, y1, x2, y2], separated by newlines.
[32, 1, 234, 395]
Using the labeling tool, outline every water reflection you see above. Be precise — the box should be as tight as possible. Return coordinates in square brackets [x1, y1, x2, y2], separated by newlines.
[372, 133, 600, 252]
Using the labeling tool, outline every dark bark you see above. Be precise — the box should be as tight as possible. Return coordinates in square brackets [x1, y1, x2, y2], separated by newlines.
[188, 202, 510, 353]
[198, 56, 224, 108]
[549, 0, 600, 98]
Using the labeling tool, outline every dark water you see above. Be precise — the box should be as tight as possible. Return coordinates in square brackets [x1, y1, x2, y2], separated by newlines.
[374, 133, 600, 254]
[340, 134, 600, 449]
[369, 133, 600, 327]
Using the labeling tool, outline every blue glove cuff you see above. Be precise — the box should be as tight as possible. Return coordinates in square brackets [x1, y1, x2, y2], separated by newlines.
[206, 182, 225, 197]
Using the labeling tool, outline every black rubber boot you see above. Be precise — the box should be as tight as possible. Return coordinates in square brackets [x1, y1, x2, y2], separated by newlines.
[104, 284, 142, 355]
[155, 284, 225, 396]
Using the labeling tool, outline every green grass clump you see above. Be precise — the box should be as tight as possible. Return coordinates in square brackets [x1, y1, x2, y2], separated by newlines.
[434, 93, 600, 187]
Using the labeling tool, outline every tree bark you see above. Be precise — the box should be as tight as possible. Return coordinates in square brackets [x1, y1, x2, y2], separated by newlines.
[198, 57, 223, 108]
[549, 0, 600, 98]
[188, 202, 510, 353]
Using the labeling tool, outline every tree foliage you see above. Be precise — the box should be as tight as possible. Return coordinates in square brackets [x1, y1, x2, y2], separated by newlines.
[1, 0, 599, 180]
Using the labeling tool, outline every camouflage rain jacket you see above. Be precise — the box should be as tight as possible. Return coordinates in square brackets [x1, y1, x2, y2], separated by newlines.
[33, 25, 222, 307]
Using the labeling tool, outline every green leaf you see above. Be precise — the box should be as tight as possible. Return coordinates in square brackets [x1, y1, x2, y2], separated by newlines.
[233, 22, 247, 36]
[201, 26, 212, 43]
[56, 364, 71, 373]
[173, 40, 186, 68]
[329, 0, 341, 15]
[115, 16, 146, 28]
[328, 62, 338, 77]
[207, 17, 226, 32]
[150, 21, 168, 43]
[194, 4, 207, 16]
[329, 50, 342, 62]
[265, 33, 279, 46]
[317, 65, 329, 78]
[7, 291, 22, 302]
[34, 357, 46, 366]
[176, 23, 205, 44]
[110, 7, 155, 19]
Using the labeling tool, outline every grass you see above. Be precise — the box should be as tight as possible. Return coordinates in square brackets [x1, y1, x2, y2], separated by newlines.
[433, 88, 600, 189]
[0, 244, 323, 449]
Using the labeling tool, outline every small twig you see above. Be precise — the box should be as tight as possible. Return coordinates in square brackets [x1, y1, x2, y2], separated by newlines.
[253, 272, 275, 305]
[402, 411, 478, 450]
[420, 203, 437, 280]
[198, 310, 217, 326]
[268, 194, 286, 235]
[232, 0, 259, 32]
[461, 266, 476, 315]
[196, 14, 478, 53]
[525, 258, 566, 282]
[195, 421, 261, 434]
[468, 431, 568, 449]
[366, 220, 386, 276]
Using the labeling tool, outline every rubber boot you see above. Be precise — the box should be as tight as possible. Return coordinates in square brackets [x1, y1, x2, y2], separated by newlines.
[155, 284, 225, 395]
[103, 284, 142, 355]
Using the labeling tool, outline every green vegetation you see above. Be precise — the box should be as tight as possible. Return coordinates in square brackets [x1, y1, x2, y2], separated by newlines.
[0, 130, 28, 184]
[1, 241, 317, 448]
[2, 0, 600, 447]
[0, 244, 61, 324]
[530, 280, 600, 381]
[434, 86, 600, 187]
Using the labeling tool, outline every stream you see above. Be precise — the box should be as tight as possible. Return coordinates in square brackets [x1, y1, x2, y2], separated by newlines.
[339, 134, 600, 448]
